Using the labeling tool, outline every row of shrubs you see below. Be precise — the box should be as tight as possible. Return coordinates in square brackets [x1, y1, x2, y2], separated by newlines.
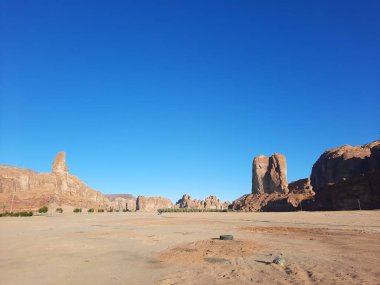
[74, 208, 130, 213]
[0, 211, 34, 217]
[1, 206, 133, 216]
[45, 207, 125, 213]
[158, 208, 230, 213]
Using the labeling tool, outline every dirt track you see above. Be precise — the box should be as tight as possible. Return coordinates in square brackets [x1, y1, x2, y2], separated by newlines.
[1, 211, 379, 284]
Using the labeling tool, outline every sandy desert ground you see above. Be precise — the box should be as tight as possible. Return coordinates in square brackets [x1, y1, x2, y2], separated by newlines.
[1, 211, 380, 285]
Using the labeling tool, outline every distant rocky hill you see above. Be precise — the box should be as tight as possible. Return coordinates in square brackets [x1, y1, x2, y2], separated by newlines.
[0, 152, 108, 211]
[175, 194, 230, 210]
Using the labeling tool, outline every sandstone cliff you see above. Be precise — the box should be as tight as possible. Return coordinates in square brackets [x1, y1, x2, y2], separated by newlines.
[0, 152, 108, 211]
[309, 140, 380, 210]
[136, 196, 173, 212]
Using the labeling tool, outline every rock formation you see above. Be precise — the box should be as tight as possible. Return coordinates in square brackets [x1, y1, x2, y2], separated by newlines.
[203, 195, 228, 209]
[234, 140, 380, 211]
[288, 178, 313, 193]
[175, 194, 230, 210]
[232, 153, 314, 211]
[222, 200, 231, 209]
[252, 153, 288, 194]
[136, 196, 173, 212]
[231, 188, 315, 212]
[309, 140, 380, 210]
[106, 194, 136, 211]
[0, 152, 108, 211]
[175, 194, 204, 209]
[311, 141, 380, 190]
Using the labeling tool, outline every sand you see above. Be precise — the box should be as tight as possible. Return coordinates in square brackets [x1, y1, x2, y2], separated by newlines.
[0, 211, 379, 285]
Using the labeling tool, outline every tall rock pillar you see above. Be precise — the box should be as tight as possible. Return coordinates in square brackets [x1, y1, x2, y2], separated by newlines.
[52, 152, 69, 174]
[252, 153, 288, 194]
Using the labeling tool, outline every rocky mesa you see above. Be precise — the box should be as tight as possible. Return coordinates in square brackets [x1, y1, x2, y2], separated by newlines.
[0, 152, 108, 211]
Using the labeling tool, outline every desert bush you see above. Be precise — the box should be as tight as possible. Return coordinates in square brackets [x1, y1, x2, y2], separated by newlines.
[98, 209, 104, 213]
[107, 208, 113, 212]
[38, 206, 48, 213]
[56, 208, 63, 213]
[73, 208, 82, 213]
[87, 208, 94, 213]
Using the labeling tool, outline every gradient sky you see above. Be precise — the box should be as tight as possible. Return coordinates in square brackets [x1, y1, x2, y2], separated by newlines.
[1, 0, 379, 202]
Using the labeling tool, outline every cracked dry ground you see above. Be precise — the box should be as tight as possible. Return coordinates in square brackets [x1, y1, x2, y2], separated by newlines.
[1, 211, 380, 285]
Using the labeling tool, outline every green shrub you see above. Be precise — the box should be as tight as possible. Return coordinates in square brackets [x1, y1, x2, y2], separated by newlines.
[38, 206, 48, 213]
[0, 211, 33, 217]
[56, 208, 63, 213]
[98, 209, 104, 213]
[19, 211, 33, 217]
[87, 208, 94, 213]
[73, 208, 82, 213]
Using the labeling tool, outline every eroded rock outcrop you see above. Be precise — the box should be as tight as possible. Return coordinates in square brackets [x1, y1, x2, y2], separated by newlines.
[204, 195, 228, 209]
[252, 153, 288, 194]
[175, 194, 230, 210]
[309, 141, 380, 210]
[175, 194, 203, 209]
[288, 178, 313, 193]
[136, 196, 173, 212]
[231, 189, 315, 212]
[0, 152, 108, 211]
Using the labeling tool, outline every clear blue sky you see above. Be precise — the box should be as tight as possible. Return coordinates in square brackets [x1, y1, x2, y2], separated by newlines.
[1, 1, 379, 202]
